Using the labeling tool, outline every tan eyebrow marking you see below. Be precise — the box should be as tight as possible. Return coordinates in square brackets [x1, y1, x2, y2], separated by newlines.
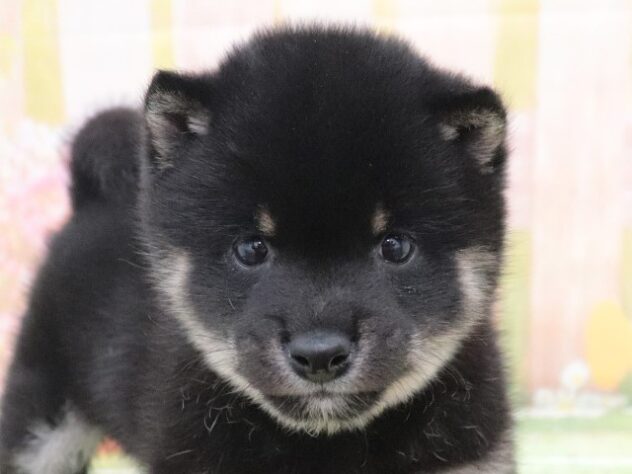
[371, 204, 390, 235]
[256, 206, 276, 237]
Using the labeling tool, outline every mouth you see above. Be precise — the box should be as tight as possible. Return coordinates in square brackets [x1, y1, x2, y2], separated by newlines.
[267, 390, 380, 424]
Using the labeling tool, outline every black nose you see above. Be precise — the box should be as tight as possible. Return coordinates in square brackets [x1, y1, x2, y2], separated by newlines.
[287, 331, 353, 383]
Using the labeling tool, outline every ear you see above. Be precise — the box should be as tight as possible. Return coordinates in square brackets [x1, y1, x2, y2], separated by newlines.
[144, 70, 213, 169]
[432, 87, 507, 174]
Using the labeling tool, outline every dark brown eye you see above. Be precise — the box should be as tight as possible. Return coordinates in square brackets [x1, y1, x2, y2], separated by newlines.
[234, 237, 268, 266]
[381, 234, 413, 263]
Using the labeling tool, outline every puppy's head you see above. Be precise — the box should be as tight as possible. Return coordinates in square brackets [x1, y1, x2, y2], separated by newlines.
[140, 28, 507, 435]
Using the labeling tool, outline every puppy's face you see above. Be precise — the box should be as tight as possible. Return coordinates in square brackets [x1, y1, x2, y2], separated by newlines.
[141, 30, 507, 434]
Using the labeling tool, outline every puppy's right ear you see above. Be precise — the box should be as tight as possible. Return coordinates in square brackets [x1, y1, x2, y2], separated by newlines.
[431, 86, 507, 175]
[144, 70, 213, 169]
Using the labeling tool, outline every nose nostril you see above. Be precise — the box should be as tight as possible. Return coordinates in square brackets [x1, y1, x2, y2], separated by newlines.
[329, 353, 349, 369]
[291, 354, 311, 369]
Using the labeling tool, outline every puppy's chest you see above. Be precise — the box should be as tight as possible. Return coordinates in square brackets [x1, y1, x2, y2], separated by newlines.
[152, 386, 486, 474]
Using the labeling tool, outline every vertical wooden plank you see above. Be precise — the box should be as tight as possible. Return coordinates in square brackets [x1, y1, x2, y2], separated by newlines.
[22, 0, 64, 124]
[0, 0, 24, 136]
[624, 230, 632, 317]
[58, 0, 152, 120]
[530, 0, 629, 390]
[273, 0, 283, 23]
[151, 0, 174, 69]
[373, 0, 397, 32]
[493, 0, 539, 401]
[493, 0, 539, 110]
[500, 231, 532, 403]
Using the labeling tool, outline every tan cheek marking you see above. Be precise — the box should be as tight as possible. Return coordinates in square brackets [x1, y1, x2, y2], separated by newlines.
[256, 206, 276, 237]
[371, 204, 390, 235]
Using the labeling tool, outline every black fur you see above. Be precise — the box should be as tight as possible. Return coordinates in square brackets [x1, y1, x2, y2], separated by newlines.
[70, 108, 141, 208]
[0, 27, 513, 473]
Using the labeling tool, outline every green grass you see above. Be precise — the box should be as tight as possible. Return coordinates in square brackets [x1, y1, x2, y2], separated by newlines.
[91, 412, 632, 473]
[516, 412, 632, 474]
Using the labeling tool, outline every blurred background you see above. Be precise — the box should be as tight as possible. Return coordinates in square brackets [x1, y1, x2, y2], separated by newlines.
[1, 0, 631, 472]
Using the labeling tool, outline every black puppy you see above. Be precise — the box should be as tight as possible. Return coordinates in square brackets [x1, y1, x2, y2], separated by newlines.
[0, 27, 514, 473]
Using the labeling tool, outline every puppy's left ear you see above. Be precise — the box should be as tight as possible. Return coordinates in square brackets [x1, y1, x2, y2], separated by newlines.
[144, 70, 213, 169]
[432, 87, 507, 174]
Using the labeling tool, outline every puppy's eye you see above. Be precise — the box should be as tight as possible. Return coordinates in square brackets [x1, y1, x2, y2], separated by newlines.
[380, 234, 413, 263]
[234, 237, 268, 266]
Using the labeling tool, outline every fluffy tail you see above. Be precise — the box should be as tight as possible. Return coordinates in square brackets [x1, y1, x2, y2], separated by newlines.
[70, 107, 142, 209]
